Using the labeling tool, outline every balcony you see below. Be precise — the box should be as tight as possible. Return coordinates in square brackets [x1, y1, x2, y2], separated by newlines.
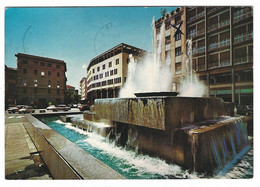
[188, 11, 205, 22]
[198, 64, 205, 71]
[234, 55, 253, 65]
[233, 9, 253, 23]
[208, 19, 230, 32]
[234, 32, 253, 44]
[209, 39, 230, 50]
[188, 29, 205, 38]
[208, 61, 219, 69]
[220, 61, 230, 67]
[192, 46, 205, 55]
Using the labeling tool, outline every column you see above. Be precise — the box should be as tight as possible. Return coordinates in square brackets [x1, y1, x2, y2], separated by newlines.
[206, 72, 210, 97]
[231, 68, 235, 103]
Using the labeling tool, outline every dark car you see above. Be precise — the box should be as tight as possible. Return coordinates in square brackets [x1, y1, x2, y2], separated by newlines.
[79, 104, 90, 111]
[237, 105, 253, 116]
[7, 107, 19, 113]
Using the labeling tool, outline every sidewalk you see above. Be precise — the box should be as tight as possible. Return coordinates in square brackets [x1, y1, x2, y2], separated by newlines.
[5, 113, 52, 180]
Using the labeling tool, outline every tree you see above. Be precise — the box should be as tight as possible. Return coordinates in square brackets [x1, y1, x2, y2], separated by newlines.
[160, 8, 168, 17]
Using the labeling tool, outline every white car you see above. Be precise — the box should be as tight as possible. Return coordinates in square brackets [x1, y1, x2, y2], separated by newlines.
[47, 105, 56, 110]
[18, 106, 35, 114]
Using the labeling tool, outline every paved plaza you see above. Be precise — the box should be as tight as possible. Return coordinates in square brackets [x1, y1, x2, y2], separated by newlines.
[5, 113, 52, 180]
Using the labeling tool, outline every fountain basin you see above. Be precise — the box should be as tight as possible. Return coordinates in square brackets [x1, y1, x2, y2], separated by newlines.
[89, 96, 235, 130]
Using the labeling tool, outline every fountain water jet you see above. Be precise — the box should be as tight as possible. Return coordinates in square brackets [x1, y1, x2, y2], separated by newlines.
[82, 18, 250, 175]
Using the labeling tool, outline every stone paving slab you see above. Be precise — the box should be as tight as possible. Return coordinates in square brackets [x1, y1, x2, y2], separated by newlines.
[5, 114, 52, 180]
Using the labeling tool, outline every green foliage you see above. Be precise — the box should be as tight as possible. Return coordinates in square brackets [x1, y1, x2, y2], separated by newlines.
[160, 8, 168, 17]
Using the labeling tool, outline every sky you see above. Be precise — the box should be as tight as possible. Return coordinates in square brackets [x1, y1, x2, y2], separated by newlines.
[5, 6, 176, 90]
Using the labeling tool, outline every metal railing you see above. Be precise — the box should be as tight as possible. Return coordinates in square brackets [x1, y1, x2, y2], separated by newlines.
[234, 32, 253, 44]
[209, 39, 230, 50]
[208, 19, 229, 32]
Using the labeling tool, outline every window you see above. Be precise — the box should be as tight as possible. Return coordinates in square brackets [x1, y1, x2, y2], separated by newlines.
[97, 66, 100, 72]
[175, 32, 181, 41]
[114, 69, 118, 75]
[41, 71, 45, 76]
[105, 71, 109, 77]
[48, 63, 52, 67]
[127, 58, 130, 64]
[34, 79, 38, 83]
[34, 61, 38, 66]
[34, 70, 38, 75]
[57, 72, 60, 77]
[109, 61, 112, 67]
[22, 60, 28, 64]
[108, 79, 113, 85]
[23, 87, 27, 93]
[23, 68, 27, 73]
[40, 62, 45, 66]
[114, 77, 121, 84]
[99, 73, 103, 79]
[57, 89, 60, 94]
[116, 59, 119, 65]
[34, 88, 38, 93]
[102, 64, 106, 70]
[93, 69, 95, 73]
[110, 70, 114, 76]
[48, 80, 51, 87]
[56, 65, 60, 68]
[48, 71, 51, 76]
[175, 47, 182, 56]
[23, 79, 27, 86]
[48, 89, 51, 94]
[57, 81, 60, 88]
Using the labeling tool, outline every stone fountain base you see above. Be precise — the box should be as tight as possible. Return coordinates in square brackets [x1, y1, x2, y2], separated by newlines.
[83, 96, 250, 174]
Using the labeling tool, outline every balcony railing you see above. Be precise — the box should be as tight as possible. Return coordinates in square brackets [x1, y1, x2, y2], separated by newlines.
[198, 64, 205, 71]
[234, 55, 253, 64]
[192, 46, 205, 55]
[220, 61, 230, 67]
[188, 29, 205, 38]
[234, 32, 253, 44]
[208, 19, 230, 32]
[233, 9, 253, 22]
[209, 39, 230, 50]
[188, 11, 205, 22]
[208, 61, 219, 69]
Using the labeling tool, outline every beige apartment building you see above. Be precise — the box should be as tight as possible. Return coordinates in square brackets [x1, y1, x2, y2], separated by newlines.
[86, 43, 146, 104]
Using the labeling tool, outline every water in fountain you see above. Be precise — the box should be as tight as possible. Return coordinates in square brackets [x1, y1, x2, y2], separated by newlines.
[119, 19, 172, 98]
[179, 39, 207, 97]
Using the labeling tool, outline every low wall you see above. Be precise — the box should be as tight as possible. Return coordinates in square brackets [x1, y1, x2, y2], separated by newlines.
[24, 114, 125, 179]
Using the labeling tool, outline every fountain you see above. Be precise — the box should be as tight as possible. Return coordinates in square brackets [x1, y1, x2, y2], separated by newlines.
[82, 20, 250, 175]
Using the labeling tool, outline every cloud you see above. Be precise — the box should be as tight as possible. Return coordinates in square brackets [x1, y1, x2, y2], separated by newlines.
[82, 64, 87, 69]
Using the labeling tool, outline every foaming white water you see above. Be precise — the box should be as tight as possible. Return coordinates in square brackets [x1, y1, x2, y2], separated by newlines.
[119, 21, 172, 98]
[179, 39, 207, 97]
[58, 119, 199, 178]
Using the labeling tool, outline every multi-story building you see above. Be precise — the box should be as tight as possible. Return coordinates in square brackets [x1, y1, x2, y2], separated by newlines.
[154, 7, 187, 91]
[86, 43, 146, 104]
[15, 53, 67, 108]
[154, 6, 253, 105]
[5, 65, 17, 108]
[80, 77, 87, 102]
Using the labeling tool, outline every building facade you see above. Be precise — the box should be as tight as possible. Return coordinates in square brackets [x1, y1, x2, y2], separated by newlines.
[80, 77, 87, 102]
[15, 53, 67, 108]
[86, 43, 146, 104]
[154, 6, 253, 105]
[5, 65, 17, 108]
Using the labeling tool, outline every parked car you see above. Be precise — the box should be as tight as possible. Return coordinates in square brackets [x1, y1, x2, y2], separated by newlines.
[7, 107, 19, 113]
[51, 104, 71, 112]
[18, 106, 35, 114]
[79, 104, 90, 111]
[46, 105, 56, 110]
[237, 105, 253, 116]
